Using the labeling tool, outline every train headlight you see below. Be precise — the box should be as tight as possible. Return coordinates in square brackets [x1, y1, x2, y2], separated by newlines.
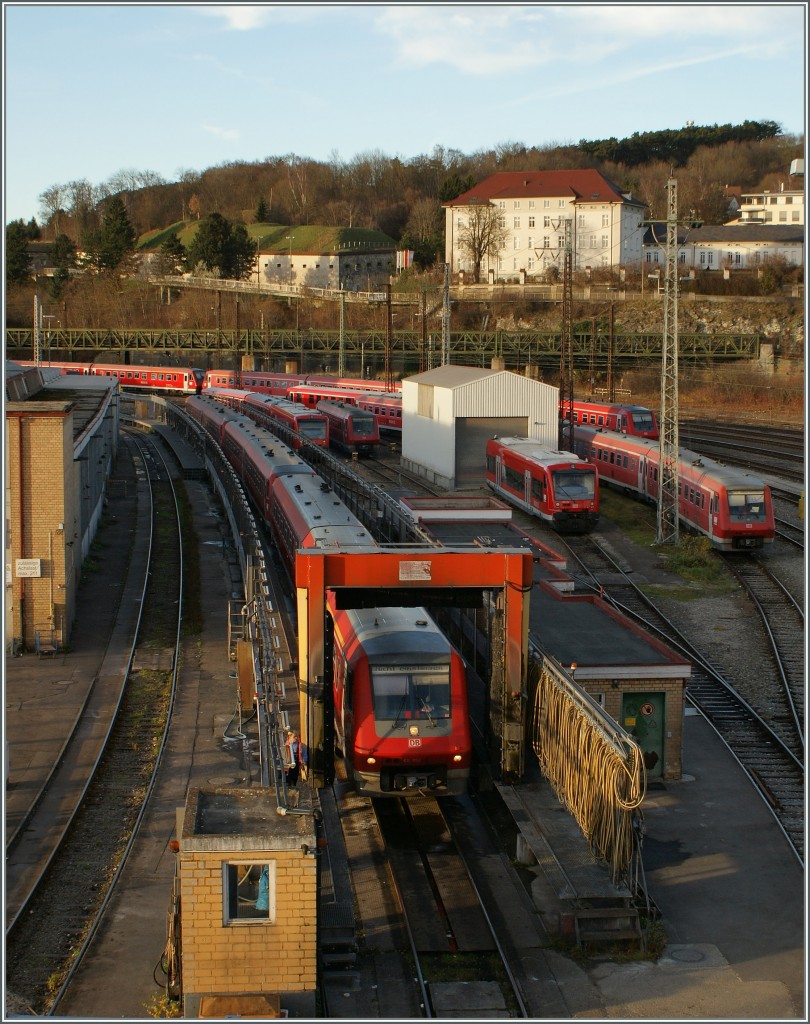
[408, 725, 419, 737]
[366, 756, 376, 765]
[453, 754, 463, 762]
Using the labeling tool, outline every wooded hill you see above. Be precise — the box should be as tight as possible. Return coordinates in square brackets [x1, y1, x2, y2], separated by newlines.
[22, 120, 805, 264]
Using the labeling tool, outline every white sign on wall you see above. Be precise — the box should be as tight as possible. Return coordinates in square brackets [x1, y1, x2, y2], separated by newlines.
[16, 559, 42, 578]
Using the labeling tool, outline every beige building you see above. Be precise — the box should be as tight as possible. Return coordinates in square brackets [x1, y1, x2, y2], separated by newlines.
[4, 363, 118, 652]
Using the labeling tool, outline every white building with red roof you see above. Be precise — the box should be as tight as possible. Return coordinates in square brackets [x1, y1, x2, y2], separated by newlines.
[443, 169, 646, 282]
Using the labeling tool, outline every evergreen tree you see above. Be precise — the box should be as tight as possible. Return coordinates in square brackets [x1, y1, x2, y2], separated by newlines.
[255, 196, 269, 222]
[6, 220, 32, 285]
[85, 196, 136, 272]
[49, 233, 78, 299]
[187, 213, 256, 279]
[159, 232, 188, 274]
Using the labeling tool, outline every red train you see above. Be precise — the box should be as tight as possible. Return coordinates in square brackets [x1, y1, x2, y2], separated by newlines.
[17, 359, 204, 395]
[289, 384, 403, 436]
[204, 369, 401, 396]
[563, 399, 659, 439]
[203, 386, 329, 449]
[485, 436, 599, 532]
[330, 596, 471, 796]
[569, 425, 775, 551]
[186, 395, 471, 796]
[316, 399, 380, 456]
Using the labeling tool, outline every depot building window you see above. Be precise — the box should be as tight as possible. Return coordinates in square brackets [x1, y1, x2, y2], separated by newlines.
[223, 861, 275, 924]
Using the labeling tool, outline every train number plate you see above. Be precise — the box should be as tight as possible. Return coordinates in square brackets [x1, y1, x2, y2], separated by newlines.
[408, 737, 422, 747]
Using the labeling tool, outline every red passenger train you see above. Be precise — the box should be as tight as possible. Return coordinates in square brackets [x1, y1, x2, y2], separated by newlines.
[316, 399, 381, 456]
[563, 399, 659, 439]
[204, 387, 329, 449]
[485, 436, 599, 533]
[569, 424, 775, 551]
[289, 384, 403, 437]
[185, 396, 471, 796]
[204, 369, 401, 396]
[17, 359, 205, 395]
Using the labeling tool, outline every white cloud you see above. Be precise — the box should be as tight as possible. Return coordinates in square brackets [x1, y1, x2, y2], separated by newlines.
[202, 123, 240, 142]
[373, 3, 801, 75]
[193, 4, 316, 31]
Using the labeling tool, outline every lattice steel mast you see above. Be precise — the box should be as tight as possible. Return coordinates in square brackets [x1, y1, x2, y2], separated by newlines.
[558, 218, 574, 450]
[656, 177, 680, 545]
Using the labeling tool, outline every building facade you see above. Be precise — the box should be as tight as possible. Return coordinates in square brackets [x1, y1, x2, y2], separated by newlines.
[444, 170, 646, 281]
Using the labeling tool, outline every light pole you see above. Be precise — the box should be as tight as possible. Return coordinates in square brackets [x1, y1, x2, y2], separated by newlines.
[285, 235, 294, 287]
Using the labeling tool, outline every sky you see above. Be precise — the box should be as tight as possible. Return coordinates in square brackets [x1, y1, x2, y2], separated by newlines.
[2, 2, 807, 226]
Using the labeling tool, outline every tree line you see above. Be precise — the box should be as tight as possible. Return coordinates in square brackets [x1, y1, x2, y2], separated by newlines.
[6, 120, 803, 292]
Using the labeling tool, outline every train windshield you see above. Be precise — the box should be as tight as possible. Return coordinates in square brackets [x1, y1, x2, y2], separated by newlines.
[727, 490, 767, 520]
[299, 419, 328, 441]
[631, 411, 656, 432]
[551, 468, 596, 499]
[371, 667, 451, 723]
[352, 415, 377, 437]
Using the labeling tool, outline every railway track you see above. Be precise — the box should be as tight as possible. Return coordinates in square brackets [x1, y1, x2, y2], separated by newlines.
[679, 420, 804, 483]
[325, 781, 529, 1018]
[5, 431, 186, 1014]
[722, 556, 804, 752]
[559, 533, 804, 865]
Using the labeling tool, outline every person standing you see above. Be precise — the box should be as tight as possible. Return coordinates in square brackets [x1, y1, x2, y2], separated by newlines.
[285, 730, 301, 787]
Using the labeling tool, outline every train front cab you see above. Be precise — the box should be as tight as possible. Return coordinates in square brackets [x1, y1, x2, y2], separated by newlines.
[331, 607, 471, 797]
[709, 483, 774, 551]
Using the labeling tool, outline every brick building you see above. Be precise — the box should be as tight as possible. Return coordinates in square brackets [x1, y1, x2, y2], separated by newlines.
[4, 362, 118, 651]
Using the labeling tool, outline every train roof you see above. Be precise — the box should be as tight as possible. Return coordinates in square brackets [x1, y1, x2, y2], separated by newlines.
[275, 473, 376, 543]
[224, 418, 312, 475]
[345, 606, 451, 660]
[250, 395, 325, 417]
[574, 424, 769, 490]
[317, 399, 375, 417]
[489, 436, 592, 469]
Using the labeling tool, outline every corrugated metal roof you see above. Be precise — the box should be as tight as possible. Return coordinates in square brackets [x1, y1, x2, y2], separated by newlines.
[406, 365, 500, 387]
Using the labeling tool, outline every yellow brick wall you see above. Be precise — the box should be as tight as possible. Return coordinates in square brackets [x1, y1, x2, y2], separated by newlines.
[179, 849, 318, 997]
[5, 410, 73, 647]
[583, 677, 685, 781]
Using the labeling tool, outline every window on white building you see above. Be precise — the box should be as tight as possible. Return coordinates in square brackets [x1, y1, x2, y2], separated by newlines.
[527, 237, 534, 249]
[498, 201, 506, 209]
[543, 216, 551, 227]
[557, 235, 564, 247]
[543, 200, 550, 208]
[601, 235, 609, 249]
[589, 235, 597, 248]
[779, 211, 787, 222]
[498, 216, 506, 228]
[513, 201, 520, 209]
[578, 215, 586, 228]
[602, 214, 609, 227]
[528, 257, 535, 270]
[792, 211, 800, 221]
[528, 216, 535, 228]
[543, 236, 550, 248]
[528, 200, 535, 208]
[513, 257, 518, 270]
[514, 217, 520, 228]
[514, 237, 520, 249]
[558, 200, 565, 207]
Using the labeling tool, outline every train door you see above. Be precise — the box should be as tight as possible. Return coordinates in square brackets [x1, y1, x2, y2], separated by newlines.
[621, 692, 665, 778]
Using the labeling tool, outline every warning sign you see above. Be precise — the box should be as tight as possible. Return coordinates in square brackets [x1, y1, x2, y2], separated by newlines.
[399, 560, 432, 581]
[640, 702, 655, 717]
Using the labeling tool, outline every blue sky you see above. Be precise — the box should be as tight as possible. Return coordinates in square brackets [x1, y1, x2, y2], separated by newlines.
[3, 2, 806, 225]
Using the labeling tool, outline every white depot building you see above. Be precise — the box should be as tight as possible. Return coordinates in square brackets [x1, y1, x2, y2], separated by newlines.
[400, 365, 559, 490]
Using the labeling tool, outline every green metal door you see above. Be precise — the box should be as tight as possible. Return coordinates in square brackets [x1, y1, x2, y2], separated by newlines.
[622, 692, 665, 778]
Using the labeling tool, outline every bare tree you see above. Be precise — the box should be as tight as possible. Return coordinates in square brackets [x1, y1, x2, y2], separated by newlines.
[38, 183, 67, 235]
[456, 200, 508, 282]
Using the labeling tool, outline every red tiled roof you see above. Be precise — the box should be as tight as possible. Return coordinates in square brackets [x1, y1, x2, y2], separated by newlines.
[444, 169, 642, 207]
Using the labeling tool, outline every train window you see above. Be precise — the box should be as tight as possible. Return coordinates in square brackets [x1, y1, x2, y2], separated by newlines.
[597, 415, 604, 425]
[552, 468, 596, 498]
[223, 862, 275, 924]
[728, 491, 767, 519]
[531, 476, 545, 500]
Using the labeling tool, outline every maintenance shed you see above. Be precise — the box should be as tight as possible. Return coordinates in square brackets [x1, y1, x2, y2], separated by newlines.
[401, 366, 558, 489]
